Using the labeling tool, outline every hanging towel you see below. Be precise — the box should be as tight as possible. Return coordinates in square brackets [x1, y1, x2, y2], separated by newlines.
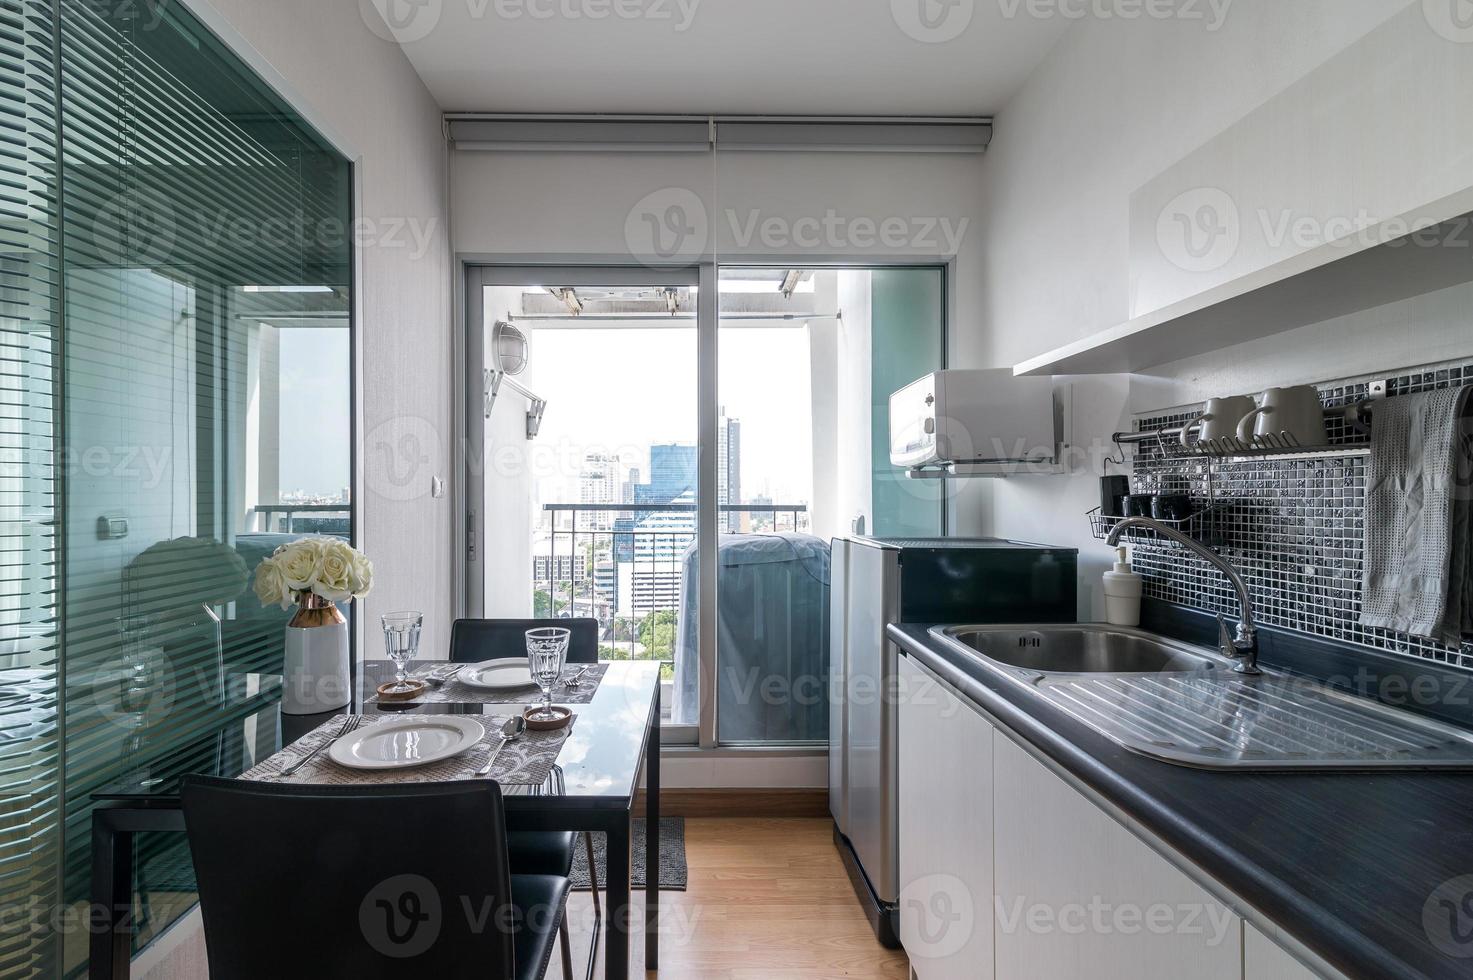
[1360, 386, 1473, 643]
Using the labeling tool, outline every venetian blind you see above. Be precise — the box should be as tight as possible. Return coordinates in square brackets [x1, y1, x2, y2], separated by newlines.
[0, 0, 60, 976]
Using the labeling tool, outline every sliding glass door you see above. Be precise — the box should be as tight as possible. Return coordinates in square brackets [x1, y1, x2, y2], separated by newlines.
[464, 267, 705, 743]
[465, 262, 945, 747]
[714, 265, 944, 746]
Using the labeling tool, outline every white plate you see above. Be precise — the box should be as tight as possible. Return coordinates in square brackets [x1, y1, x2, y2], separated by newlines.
[327, 717, 486, 770]
[458, 660, 537, 691]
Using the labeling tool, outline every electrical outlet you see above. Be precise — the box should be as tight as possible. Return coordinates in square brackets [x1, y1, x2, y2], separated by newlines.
[97, 515, 129, 540]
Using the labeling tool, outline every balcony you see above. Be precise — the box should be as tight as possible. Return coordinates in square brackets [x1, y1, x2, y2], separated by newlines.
[533, 502, 810, 681]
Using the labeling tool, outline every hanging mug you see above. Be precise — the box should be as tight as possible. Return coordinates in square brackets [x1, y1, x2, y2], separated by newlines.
[1181, 395, 1257, 453]
[1236, 386, 1328, 450]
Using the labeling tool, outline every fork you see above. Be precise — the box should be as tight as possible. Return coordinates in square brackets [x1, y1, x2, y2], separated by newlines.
[426, 664, 464, 687]
[277, 715, 360, 780]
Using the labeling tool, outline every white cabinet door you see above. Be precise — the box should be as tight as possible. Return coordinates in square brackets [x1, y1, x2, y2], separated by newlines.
[1246, 923, 1324, 980]
[897, 654, 994, 980]
[993, 737, 1242, 980]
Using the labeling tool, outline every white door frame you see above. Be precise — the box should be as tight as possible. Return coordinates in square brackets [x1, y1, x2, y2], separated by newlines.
[460, 262, 709, 746]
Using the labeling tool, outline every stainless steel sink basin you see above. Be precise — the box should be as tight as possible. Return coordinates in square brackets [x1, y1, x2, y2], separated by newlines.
[932, 624, 1221, 677]
[928, 623, 1473, 770]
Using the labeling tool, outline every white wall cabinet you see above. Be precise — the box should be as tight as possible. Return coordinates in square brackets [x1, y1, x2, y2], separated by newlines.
[1246, 923, 1323, 980]
[992, 736, 1242, 980]
[897, 654, 994, 980]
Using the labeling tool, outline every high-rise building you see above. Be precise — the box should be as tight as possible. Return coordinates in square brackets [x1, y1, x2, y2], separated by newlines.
[639, 445, 697, 503]
[631, 424, 741, 530]
[635, 444, 697, 522]
[718, 408, 742, 532]
[578, 452, 619, 530]
[627, 490, 696, 615]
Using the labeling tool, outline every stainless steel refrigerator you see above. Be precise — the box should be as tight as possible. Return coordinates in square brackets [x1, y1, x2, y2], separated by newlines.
[829, 536, 1077, 946]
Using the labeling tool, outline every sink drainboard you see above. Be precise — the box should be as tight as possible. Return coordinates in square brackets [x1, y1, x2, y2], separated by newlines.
[1034, 673, 1473, 770]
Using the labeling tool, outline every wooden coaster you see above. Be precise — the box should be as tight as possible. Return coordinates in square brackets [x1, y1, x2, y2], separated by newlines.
[522, 705, 573, 731]
[376, 679, 427, 702]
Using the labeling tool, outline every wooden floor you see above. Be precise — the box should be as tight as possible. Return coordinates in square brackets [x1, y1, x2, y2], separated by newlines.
[554, 818, 911, 980]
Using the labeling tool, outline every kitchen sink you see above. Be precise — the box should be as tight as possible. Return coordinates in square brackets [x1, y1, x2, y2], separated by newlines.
[928, 623, 1473, 770]
[933, 624, 1222, 677]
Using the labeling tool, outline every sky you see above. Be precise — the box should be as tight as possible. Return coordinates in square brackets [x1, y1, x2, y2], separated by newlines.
[277, 327, 351, 498]
[529, 323, 815, 512]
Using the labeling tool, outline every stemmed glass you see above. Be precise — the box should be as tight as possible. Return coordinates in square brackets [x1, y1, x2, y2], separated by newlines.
[381, 611, 423, 693]
[525, 627, 570, 721]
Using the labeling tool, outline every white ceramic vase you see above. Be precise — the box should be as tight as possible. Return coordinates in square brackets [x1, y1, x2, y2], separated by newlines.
[281, 594, 350, 715]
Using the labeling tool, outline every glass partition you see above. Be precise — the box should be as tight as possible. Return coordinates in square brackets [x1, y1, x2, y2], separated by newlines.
[54, 0, 354, 970]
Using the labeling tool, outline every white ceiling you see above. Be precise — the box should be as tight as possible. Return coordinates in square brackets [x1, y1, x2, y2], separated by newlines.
[365, 0, 1072, 115]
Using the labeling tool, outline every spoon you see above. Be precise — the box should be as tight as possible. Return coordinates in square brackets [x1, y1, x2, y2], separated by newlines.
[476, 715, 526, 777]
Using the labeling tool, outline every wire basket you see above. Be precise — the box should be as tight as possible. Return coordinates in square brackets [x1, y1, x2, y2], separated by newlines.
[1087, 501, 1232, 548]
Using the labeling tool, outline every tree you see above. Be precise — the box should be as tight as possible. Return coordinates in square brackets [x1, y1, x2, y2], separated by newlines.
[638, 610, 678, 661]
[533, 588, 569, 619]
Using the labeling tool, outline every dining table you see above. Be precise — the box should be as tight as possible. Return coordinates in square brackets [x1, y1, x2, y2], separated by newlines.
[88, 658, 662, 980]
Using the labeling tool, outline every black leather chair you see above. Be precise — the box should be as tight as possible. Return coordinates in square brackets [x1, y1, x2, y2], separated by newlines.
[449, 618, 603, 941]
[181, 775, 571, 980]
[449, 618, 600, 667]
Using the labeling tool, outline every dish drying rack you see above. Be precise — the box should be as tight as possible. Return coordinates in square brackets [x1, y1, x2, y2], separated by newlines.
[1087, 500, 1234, 548]
[1088, 384, 1388, 550]
[1109, 385, 1381, 462]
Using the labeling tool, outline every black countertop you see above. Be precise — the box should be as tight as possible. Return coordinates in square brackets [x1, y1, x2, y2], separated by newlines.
[889, 621, 1473, 980]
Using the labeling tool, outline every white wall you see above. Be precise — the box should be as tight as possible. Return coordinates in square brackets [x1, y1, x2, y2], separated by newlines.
[973, 0, 1473, 618]
[481, 285, 536, 618]
[193, 0, 454, 653]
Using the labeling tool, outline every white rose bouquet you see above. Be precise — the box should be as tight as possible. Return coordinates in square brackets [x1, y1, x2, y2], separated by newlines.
[253, 537, 373, 610]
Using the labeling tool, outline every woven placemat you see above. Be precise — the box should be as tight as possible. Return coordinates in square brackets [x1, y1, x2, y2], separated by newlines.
[240, 713, 571, 787]
[367, 662, 610, 707]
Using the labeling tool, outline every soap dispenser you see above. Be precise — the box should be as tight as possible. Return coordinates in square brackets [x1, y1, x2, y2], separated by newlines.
[1103, 545, 1143, 627]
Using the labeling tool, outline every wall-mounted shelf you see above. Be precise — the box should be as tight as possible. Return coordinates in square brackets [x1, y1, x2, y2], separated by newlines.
[1013, 191, 1473, 377]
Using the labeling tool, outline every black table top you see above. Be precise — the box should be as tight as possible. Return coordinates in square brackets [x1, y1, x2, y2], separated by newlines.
[890, 623, 1473, 980]
[91, 660, 661, 806]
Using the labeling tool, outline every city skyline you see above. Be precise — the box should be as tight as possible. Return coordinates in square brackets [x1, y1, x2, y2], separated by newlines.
[529, 324, 814, 517]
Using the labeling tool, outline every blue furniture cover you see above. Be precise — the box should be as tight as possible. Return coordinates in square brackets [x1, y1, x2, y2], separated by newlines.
[674, 533, 830, 741]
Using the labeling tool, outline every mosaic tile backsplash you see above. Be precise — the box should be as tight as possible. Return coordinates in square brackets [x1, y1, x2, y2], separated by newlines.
[1126, 360, 1473, 672]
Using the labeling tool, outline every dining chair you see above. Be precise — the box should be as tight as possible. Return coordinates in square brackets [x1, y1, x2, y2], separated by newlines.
[449, 617, 600, 666]
[449, 617, 604, 950]
[181, 775, 573, 980]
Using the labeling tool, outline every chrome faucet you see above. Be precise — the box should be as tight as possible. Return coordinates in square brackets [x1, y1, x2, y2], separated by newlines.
[1105, 517, 1261, 675]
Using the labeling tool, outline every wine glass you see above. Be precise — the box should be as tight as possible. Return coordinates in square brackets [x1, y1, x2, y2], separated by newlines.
[525, 627, 570, 721]
[381, 611, 423, 693]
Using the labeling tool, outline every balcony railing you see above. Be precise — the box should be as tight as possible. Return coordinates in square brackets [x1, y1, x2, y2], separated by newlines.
[248, 504, 351, 536]
[534, 502, 808, 673]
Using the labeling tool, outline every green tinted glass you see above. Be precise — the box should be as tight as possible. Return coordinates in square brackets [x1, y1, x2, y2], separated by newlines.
[55, 1, 353, 970]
